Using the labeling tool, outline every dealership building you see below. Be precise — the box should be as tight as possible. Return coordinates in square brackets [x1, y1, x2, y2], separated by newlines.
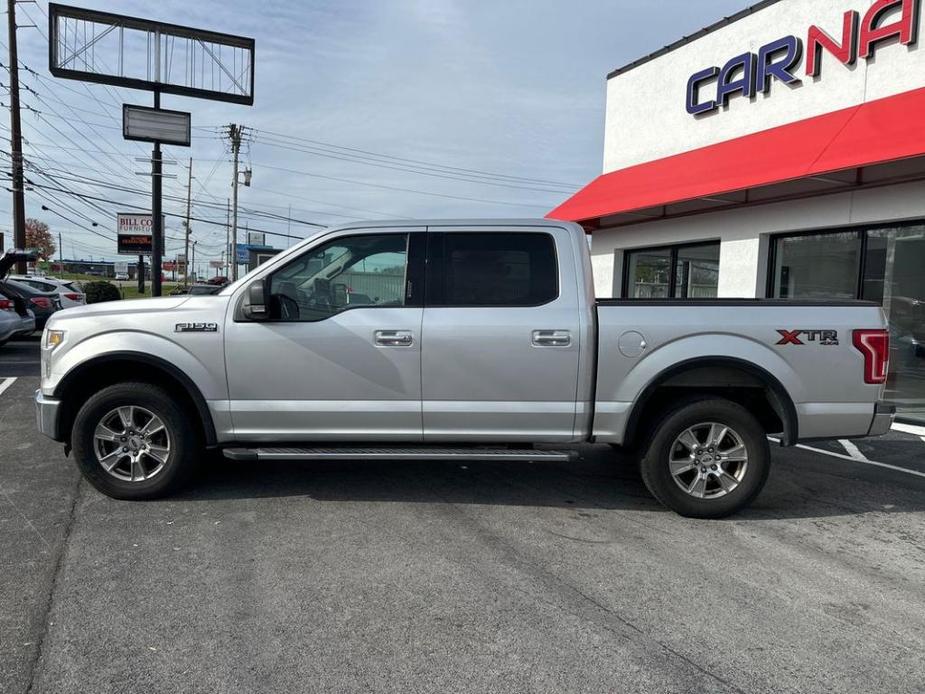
[550, 0, 925, 422]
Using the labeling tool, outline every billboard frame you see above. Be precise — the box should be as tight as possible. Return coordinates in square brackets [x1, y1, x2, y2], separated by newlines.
[48, 3, 255, 105]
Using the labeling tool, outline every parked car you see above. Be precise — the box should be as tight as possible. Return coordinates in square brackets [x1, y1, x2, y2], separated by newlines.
[206, 276, 228, 286]
[0, 278, 61, 330]
[10, 275, 86, 308]
[114, 273, 130, 281]
[35, 220, 894, 518]
[0, 289, 36, 343]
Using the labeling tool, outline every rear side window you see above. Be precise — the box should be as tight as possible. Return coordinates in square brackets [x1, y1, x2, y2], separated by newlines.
[427, 232, 558, 307]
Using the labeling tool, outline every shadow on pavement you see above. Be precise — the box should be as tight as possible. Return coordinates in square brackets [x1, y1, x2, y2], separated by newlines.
[165, 445, 925, 521]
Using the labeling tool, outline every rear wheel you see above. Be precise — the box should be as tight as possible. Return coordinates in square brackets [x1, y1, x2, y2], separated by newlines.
[639, 398, 770, 518]
[71, 382, 201, 499]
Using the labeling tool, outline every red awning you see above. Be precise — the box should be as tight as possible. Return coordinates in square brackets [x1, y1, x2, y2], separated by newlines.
[548, 86, 925, 226]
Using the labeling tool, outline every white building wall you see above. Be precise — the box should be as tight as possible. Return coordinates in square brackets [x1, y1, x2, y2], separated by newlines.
[604, 0, 925, 171]
[591, 180, 925, 297]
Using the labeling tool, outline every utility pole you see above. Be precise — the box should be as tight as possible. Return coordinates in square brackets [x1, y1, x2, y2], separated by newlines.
[58, 231, 62, 262]
[7, 0, 27, 273]
[183, 157, 192, 286]
[190, 240, 197, 283]
[225, 124, 251, 282]
[228, 124, 241, 282]
[225, 197, 230, 278]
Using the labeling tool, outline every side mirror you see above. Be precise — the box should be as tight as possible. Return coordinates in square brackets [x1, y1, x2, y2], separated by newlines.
[243, 279, 269, 320]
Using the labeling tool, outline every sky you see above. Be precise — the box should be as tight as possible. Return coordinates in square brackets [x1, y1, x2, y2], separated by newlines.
[4, 0, 749, 273]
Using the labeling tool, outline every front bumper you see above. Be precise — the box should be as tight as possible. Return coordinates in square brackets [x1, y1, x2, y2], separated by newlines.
[35, 389, 63, 441]
[867, 402, 895, 437]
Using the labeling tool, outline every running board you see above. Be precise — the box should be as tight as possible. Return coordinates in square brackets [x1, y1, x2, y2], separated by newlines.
[222, 446, 577, 463]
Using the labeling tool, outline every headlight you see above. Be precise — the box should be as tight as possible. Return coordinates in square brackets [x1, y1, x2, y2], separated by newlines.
[44, 329, 65, 350]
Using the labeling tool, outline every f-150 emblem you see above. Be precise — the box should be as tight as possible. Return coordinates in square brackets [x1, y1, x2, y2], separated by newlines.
[175, 322, 218, 333]
[776, 329, 838, 346]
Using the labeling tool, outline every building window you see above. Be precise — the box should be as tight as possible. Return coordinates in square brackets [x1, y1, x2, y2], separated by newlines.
[770, 224, 925, 423]
[771, 231, 862, 300]
[623, 242, 719, 299]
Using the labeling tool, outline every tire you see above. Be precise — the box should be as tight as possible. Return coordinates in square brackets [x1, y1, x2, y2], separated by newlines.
[71, 382, 201, 500]
[639, 397, 770, 519]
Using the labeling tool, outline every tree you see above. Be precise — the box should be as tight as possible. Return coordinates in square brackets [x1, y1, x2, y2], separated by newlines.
[25, 218, 56, 260]
[84, 281, 121, 304]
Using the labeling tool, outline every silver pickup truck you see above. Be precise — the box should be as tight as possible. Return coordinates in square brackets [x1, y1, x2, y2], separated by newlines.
[34, 220, 894, 517]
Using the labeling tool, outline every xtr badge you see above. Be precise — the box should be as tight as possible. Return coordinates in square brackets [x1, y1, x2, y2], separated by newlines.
[776, 329, 838, 346]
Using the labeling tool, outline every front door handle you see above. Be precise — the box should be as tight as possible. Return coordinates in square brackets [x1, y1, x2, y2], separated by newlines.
[375, 330, 414, 347]
[532, 330, 571, 347]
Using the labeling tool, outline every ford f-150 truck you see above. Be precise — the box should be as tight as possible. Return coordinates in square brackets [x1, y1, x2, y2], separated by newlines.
[33, 220, 894, 517]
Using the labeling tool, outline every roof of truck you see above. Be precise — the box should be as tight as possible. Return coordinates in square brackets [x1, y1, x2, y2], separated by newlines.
[326, 218, 580, 231]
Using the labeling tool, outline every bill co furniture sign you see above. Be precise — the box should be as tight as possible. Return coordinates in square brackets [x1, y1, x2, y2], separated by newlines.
[686, 0, 919, 115]
[116, 213, 163, 255]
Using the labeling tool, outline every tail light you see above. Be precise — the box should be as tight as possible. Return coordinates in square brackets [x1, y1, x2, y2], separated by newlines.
[64, 292, 80, 301]
[852, 329, 890, 384]
[0, 299, 12, 310]
[30, 297, 51, 310]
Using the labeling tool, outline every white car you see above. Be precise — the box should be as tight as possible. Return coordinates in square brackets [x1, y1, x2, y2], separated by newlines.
[10, 275, 86, 308]
[114, 273, 130, 281]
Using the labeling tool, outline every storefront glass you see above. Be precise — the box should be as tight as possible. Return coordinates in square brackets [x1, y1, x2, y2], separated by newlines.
[675, 244, 719, 298]
[625, 248, 671, 298]
[772, 231, 861, 299]
[771, 225, 925, 422]
[624, 243, 719, 299]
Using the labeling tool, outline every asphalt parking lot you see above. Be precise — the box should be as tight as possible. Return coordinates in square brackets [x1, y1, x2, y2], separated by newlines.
[2, 336, 924, 694]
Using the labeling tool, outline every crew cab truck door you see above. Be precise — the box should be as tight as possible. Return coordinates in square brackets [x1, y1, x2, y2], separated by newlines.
[421, 226, 582, 443]
[224, 228, 425, 441]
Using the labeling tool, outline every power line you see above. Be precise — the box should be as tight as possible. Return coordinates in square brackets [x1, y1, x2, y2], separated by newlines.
[245, 127, 581, 188]
[253, 134, 576, 194]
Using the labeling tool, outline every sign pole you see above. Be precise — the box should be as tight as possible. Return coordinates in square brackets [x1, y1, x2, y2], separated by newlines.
[137, 254, 144, 293]
[151, 90, 163, 297]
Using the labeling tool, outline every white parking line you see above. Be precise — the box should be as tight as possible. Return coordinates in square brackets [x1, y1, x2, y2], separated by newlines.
[769, 436, 925, 479]
[893, 422, 925, 437]
[0, 377, 16, 397]
[838, 439, 869, 462]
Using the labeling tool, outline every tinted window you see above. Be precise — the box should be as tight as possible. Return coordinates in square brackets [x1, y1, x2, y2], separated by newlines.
[269, 234, 408, 321]
[430, 232, 557, 307]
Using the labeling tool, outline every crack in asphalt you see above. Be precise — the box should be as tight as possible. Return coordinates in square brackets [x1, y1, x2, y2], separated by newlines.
[24, 474, 83, 694]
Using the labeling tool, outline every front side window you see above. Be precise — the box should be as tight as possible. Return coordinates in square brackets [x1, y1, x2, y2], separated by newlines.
[269, 233, 408, 321]
[624, 242, 719, 299]
[428, 232, 558, 307]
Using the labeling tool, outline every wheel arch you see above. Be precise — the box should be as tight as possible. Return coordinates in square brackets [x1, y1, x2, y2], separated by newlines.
[54, 351, 217, 448]
[622, 356, 798, 448]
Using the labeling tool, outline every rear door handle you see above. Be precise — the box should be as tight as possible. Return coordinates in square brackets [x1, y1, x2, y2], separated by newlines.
[532, 330, 571, 347]
[375, 330, 414, 347]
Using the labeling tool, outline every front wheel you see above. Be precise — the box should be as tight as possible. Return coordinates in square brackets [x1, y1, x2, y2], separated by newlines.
[71, 382, 201, 499]
[639, 398, 770, 519]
